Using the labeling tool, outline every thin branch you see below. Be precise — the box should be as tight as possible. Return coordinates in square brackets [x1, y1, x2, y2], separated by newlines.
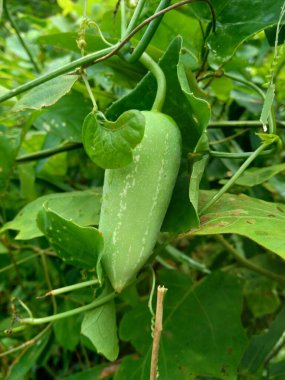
[16, 142, 82, 164]
[150, 286, 168, 380]
[215, 235, 285, 284]
[19, 293, 116, 326]
[208, 120, 285, 129]
[3, 0, 40, 73]
[38, 279, 99, 298]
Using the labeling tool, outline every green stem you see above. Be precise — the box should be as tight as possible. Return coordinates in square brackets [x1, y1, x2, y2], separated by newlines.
[165, 245, 210, 274]
[40, 254, 57, 314]
[215, 235, 285, 284]
[83, 0, 88, 18]
[0, 254, 37, 274]
[127, 0, 171, 63]
[208, 120, 285, 129]
[139, 52, 166, 112]
[0, 45, 115, 103]
[20, 293, 116, 325]
[82, 73, 98, 111]
[16, 142, 82, 164]
[209, 147, 275, 159]
[223, 73, 276, 134]
[3, 0, 40, 73]
[42, 279, 99, 297]
[125, 0, 146, 36]
[120, 0, 127, 38]
[199, 142, 271, 215]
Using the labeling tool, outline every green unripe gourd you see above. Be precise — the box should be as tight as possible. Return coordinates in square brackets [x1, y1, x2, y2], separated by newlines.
[99, 111, 181, 292]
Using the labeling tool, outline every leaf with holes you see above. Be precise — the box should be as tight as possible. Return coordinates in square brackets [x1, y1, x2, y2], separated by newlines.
[193, 191, 285, 259]
[37, 206, 103, 270]
[0, 189, 102, 240]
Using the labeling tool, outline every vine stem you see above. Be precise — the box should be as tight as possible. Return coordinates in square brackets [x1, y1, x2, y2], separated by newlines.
[208, 120, 285, 129]
[0, 0, 215, 104]
[215, 235, 285, 284]
[3, 0, 40, 73]
[150, 286, 167, 380]
[120, 0, 127, 38]
[16, 142, 82, 164]
[139, 52, 166, 112]
[82, 73, 98, 111]
[127, 0, 171, 63]
[124, 0, 146, 36]
[19, 293, 115, 326]
[39, 279, 99, 298]
[199, 141, 271, 215]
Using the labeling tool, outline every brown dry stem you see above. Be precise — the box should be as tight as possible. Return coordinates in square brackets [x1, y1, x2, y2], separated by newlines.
[150, 286, 168, 380]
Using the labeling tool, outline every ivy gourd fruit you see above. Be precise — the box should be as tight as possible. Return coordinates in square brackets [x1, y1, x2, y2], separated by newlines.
[99, 111, 181, 292]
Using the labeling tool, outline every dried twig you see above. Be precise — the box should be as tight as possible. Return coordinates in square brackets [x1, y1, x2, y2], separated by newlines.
[150, 286, 168, 380]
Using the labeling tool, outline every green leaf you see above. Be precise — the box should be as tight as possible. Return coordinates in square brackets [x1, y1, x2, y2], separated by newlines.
[203, 0, 285, 61]
[5, 332, 50, 380]
[268, 361, 285, 380]
[63, 365, 106, 380]
[1, 189, 102, 240]
[189, 133, 209, 215]
[53, 300, 82, 351]
[81, 294, 119, 361]
[239, 306, 285, 377]
[195, 191, 285, 259]
[265, 24, 285, 46]
[0, 126, 21, 195]
[162, 169, 199, 233]
[233, 163, 285, 187]
[13, 74, 79, 112]
[34, 90, 92, 142]
[37, 206, 103, 269]
[82, 110, 145, 169]
[118, 270, 247, 379]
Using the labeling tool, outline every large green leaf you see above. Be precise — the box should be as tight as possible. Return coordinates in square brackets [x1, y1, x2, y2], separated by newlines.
[34, 90, 92, 142]
[190, 0, 285, 62]
[117, 270, 247, 379]
[193, 191, 285, 259]
[81, 295, 119, 361]
[82, 110, 145, 169]
[13, 74, 79, 112]
[37, 206, 103, 269]
[0, 189, 102, 240]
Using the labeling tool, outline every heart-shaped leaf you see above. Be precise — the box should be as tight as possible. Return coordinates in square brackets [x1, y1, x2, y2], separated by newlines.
[82, 110, 145, 169]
